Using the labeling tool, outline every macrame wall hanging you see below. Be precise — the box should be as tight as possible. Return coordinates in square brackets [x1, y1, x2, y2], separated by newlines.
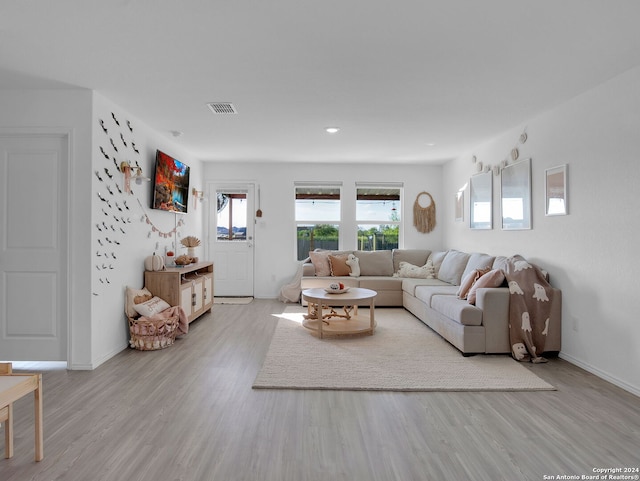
[413, 191, 436, 233]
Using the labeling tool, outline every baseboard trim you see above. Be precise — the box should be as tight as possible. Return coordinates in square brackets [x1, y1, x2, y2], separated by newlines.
[560, 352, 640, 398]
[69, 342, 128, 370]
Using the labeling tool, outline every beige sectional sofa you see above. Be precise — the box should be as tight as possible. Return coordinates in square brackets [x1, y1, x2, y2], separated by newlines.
[301, 249, 562, 356]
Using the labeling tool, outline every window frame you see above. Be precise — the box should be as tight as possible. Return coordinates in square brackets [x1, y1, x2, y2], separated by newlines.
[355, 183, 403, 252]
[294, 182, 343, 260]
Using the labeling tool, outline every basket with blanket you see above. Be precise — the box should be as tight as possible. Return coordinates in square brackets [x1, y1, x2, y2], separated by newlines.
[125, 286, 189, 350]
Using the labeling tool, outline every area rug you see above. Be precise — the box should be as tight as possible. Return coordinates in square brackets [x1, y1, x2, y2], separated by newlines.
[214, 297, 253, 305]
[253, 307, 555, 391]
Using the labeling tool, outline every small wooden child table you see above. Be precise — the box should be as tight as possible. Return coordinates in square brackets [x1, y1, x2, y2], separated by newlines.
[0, 363, 43, 461]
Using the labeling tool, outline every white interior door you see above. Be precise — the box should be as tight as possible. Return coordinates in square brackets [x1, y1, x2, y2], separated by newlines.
[0, 133, 68, 361]
[209, 184, 254, 297]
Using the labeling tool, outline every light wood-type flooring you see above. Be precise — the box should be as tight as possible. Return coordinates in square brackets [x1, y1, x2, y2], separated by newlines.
[1, 299, 639, 481]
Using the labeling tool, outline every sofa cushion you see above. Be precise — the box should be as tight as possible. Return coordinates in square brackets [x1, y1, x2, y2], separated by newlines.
[428, 250, 448, 277]
[467, 269, 506, 305]
[392, 249, 431, 273]
[396, 261, 435, 279]
[431, 295, 483, 326]
[492, 256, 509, 272]
[414, 285, 459, 306]
[438, 250, 471, 285]
[359, 276, 403, 291]
[402, 278, 452, 296]
[355, 250, 394, 276]
[328, 254, 351, 276]
[462, 253, 496, 280]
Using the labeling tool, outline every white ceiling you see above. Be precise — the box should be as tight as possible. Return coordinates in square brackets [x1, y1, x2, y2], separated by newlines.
[1, 0, 640, 164]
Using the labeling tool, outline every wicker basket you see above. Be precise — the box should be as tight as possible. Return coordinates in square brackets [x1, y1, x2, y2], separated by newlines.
[128, 315, 179, 351]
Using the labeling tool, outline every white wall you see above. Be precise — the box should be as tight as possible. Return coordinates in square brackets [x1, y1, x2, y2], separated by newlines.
[204, 162, 444, 298]
[90, 92, 205, 368]
[442, 66, 640, 396]
[0, 88, 205, 369]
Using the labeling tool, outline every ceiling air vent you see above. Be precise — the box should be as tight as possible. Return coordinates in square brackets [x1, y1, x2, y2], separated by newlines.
[207, 102, 237, 114]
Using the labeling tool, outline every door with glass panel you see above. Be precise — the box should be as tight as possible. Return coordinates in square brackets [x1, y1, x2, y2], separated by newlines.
[209, 184, 254, 296]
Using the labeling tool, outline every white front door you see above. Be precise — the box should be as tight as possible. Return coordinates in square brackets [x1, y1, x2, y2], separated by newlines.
[0, 133, 68, 361]
[209, 184, 255, 297]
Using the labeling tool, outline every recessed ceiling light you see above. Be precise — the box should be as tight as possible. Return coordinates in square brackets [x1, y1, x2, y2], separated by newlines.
[325, 127, 340, 134]
[426, 142, 436, 146]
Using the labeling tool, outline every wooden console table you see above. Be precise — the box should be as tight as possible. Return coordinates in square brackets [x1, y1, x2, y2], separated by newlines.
[0, 363, 43, 461]
[144, 261, 214, 324]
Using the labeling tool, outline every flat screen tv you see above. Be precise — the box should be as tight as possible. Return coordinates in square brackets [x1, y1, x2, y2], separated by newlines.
[152, 150, 190, 213]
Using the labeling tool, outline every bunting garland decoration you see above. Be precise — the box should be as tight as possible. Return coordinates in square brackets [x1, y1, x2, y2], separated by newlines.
[136, 198, 184, 237]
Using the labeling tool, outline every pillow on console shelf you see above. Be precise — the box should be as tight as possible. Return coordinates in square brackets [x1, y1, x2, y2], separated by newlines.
[328, 254, 351, 276]
[467, 269, 506, 305]
[133, 296, 171, 318]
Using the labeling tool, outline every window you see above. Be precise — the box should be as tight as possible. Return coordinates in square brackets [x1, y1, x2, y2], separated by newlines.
[216, 192, 247, 241]
[295, 184, 341, 260]
[356, 184, 401, 251]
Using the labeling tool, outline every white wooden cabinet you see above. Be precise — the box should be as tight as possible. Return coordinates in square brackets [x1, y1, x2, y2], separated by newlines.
[144, 262, 214, 323]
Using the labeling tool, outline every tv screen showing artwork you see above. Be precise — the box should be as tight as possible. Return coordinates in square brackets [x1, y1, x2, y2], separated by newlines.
[152, 150, 190, 213]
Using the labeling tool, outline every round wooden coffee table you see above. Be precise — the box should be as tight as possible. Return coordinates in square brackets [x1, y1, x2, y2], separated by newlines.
[301, 287, 377, 338]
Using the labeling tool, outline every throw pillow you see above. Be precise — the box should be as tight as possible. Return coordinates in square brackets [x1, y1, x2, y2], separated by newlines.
[328, 254, 351, 276]
[133, 296, 171, 317]
[397, 261, 435, 279]
[457, 267, 491, 299]
[309, 251, 332, 276]
[125, 286, 153, 318]
[467, 269, 506, 305]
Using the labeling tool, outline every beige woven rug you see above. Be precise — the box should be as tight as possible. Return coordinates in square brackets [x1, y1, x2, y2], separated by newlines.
[253, 307, 555, 391]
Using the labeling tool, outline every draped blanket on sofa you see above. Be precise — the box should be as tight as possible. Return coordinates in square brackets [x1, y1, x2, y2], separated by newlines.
[503, 255, 554, 363]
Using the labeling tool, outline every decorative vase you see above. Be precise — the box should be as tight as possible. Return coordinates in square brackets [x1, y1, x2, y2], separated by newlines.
[187, 247, 196, 258]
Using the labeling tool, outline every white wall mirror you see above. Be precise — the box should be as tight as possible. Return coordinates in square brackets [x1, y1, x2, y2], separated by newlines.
[469, 172, 492, 229]
[501, 158, 532, 230]
[545, 164, 568, 216]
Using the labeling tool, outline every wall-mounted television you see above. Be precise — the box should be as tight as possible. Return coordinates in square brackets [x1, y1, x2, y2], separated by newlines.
[152, 150, 190, 213]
